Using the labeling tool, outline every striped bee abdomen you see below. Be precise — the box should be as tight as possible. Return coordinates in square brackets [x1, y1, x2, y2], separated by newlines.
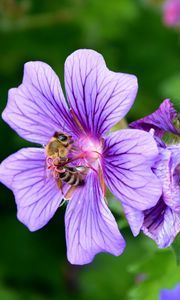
[59, 166, 85, 186]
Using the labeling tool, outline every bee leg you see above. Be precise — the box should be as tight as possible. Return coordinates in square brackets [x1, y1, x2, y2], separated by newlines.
[57, 179, 64, 193]
[64, 186, 77, 201]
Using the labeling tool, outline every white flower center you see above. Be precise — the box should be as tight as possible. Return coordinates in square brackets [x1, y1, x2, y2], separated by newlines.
[79, 136, 102, 162]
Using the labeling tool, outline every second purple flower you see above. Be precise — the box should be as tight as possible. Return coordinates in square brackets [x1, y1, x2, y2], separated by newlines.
[128, 99, 180, 247]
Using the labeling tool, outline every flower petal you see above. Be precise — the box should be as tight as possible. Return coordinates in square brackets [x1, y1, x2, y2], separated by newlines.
[163, 0, 180, 27]
[65, 171, 125, 265]
[0, 148, 64, 231]
[2, 61, 79, 145]
[65, 49, 138, 137]
[103, 129, 162, 211]
[143, 198, 180, 248]
[129, 99, 179, 137]
[155, 146, 180, 213]
[168, 145, 180, 212]
[159, 284, 180, 300]
[122, 204, 144, 236]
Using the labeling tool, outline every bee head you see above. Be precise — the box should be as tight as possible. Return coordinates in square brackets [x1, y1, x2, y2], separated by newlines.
[54, 132, 73, 146]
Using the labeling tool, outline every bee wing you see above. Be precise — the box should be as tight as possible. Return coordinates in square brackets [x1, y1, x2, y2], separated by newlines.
[75, 166, 88, 174]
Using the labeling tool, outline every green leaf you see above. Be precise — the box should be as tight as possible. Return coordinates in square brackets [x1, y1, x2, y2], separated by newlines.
[80, 232, 156, 300]
[128, 250, 180, 300]
[172, 233, 180, 265]
[163, 131, 180, 145]
[0, 287, 19, 300]
[110, 118, 128, 132]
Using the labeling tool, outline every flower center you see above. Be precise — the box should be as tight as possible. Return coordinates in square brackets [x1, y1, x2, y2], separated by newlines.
[76, 136, 102, 163]
[45, 131, 104, 192]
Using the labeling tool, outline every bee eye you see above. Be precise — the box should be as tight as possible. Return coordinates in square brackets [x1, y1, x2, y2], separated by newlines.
[57, 134, 68, 142]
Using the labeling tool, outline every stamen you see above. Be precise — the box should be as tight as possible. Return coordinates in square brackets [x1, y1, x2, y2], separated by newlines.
[70, 108, 86, 134]
[60, 153, 85, 166]
[98, 165, 106, 196]
[85, 162, 97, 174]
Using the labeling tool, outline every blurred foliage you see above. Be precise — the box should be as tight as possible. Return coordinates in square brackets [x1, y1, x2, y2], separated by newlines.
[128, 250, 180, 300]
[0, 0, 180, 300]
[160, 73, 180, 109]
[172, 233, 180, 265]
[79, 232, 157, 300]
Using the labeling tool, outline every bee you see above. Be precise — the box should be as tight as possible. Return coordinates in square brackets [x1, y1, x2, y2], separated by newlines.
[46, 132, 87, 189]
[59, 166, 87, 186]
[45, 132, 73, 159]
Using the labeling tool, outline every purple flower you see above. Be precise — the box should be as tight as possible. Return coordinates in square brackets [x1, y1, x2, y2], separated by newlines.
[159, 284, 180, 300]
[129, 99, 180, 138]
[127, 99, 180, 247]
[0, 49, 161, 265]
[163, 0, 180, 27]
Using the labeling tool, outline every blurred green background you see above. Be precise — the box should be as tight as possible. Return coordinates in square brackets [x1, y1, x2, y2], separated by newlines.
[0, 0, 180, 299]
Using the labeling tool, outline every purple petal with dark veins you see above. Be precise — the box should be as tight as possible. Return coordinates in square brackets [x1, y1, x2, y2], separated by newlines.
[65, 49, 138, 137]
[129, 99, 179, 137]
[122, 146, 180, 245]
[103, 129, 162, 211]
[0, 148, 65, 231]
[65, 171, 125, 265]
[122, 204, 144, 236]
[143, 198, 180, 248]
[167, 144, 180, 212]
[159, 284, 180, 300]
[155, 146, 180, 213]
[2, 61, 79, 145]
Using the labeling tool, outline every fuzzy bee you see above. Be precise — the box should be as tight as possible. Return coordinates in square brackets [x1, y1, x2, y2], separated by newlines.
[45, 132, 73, 159]
[46, 132, 87, 189]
